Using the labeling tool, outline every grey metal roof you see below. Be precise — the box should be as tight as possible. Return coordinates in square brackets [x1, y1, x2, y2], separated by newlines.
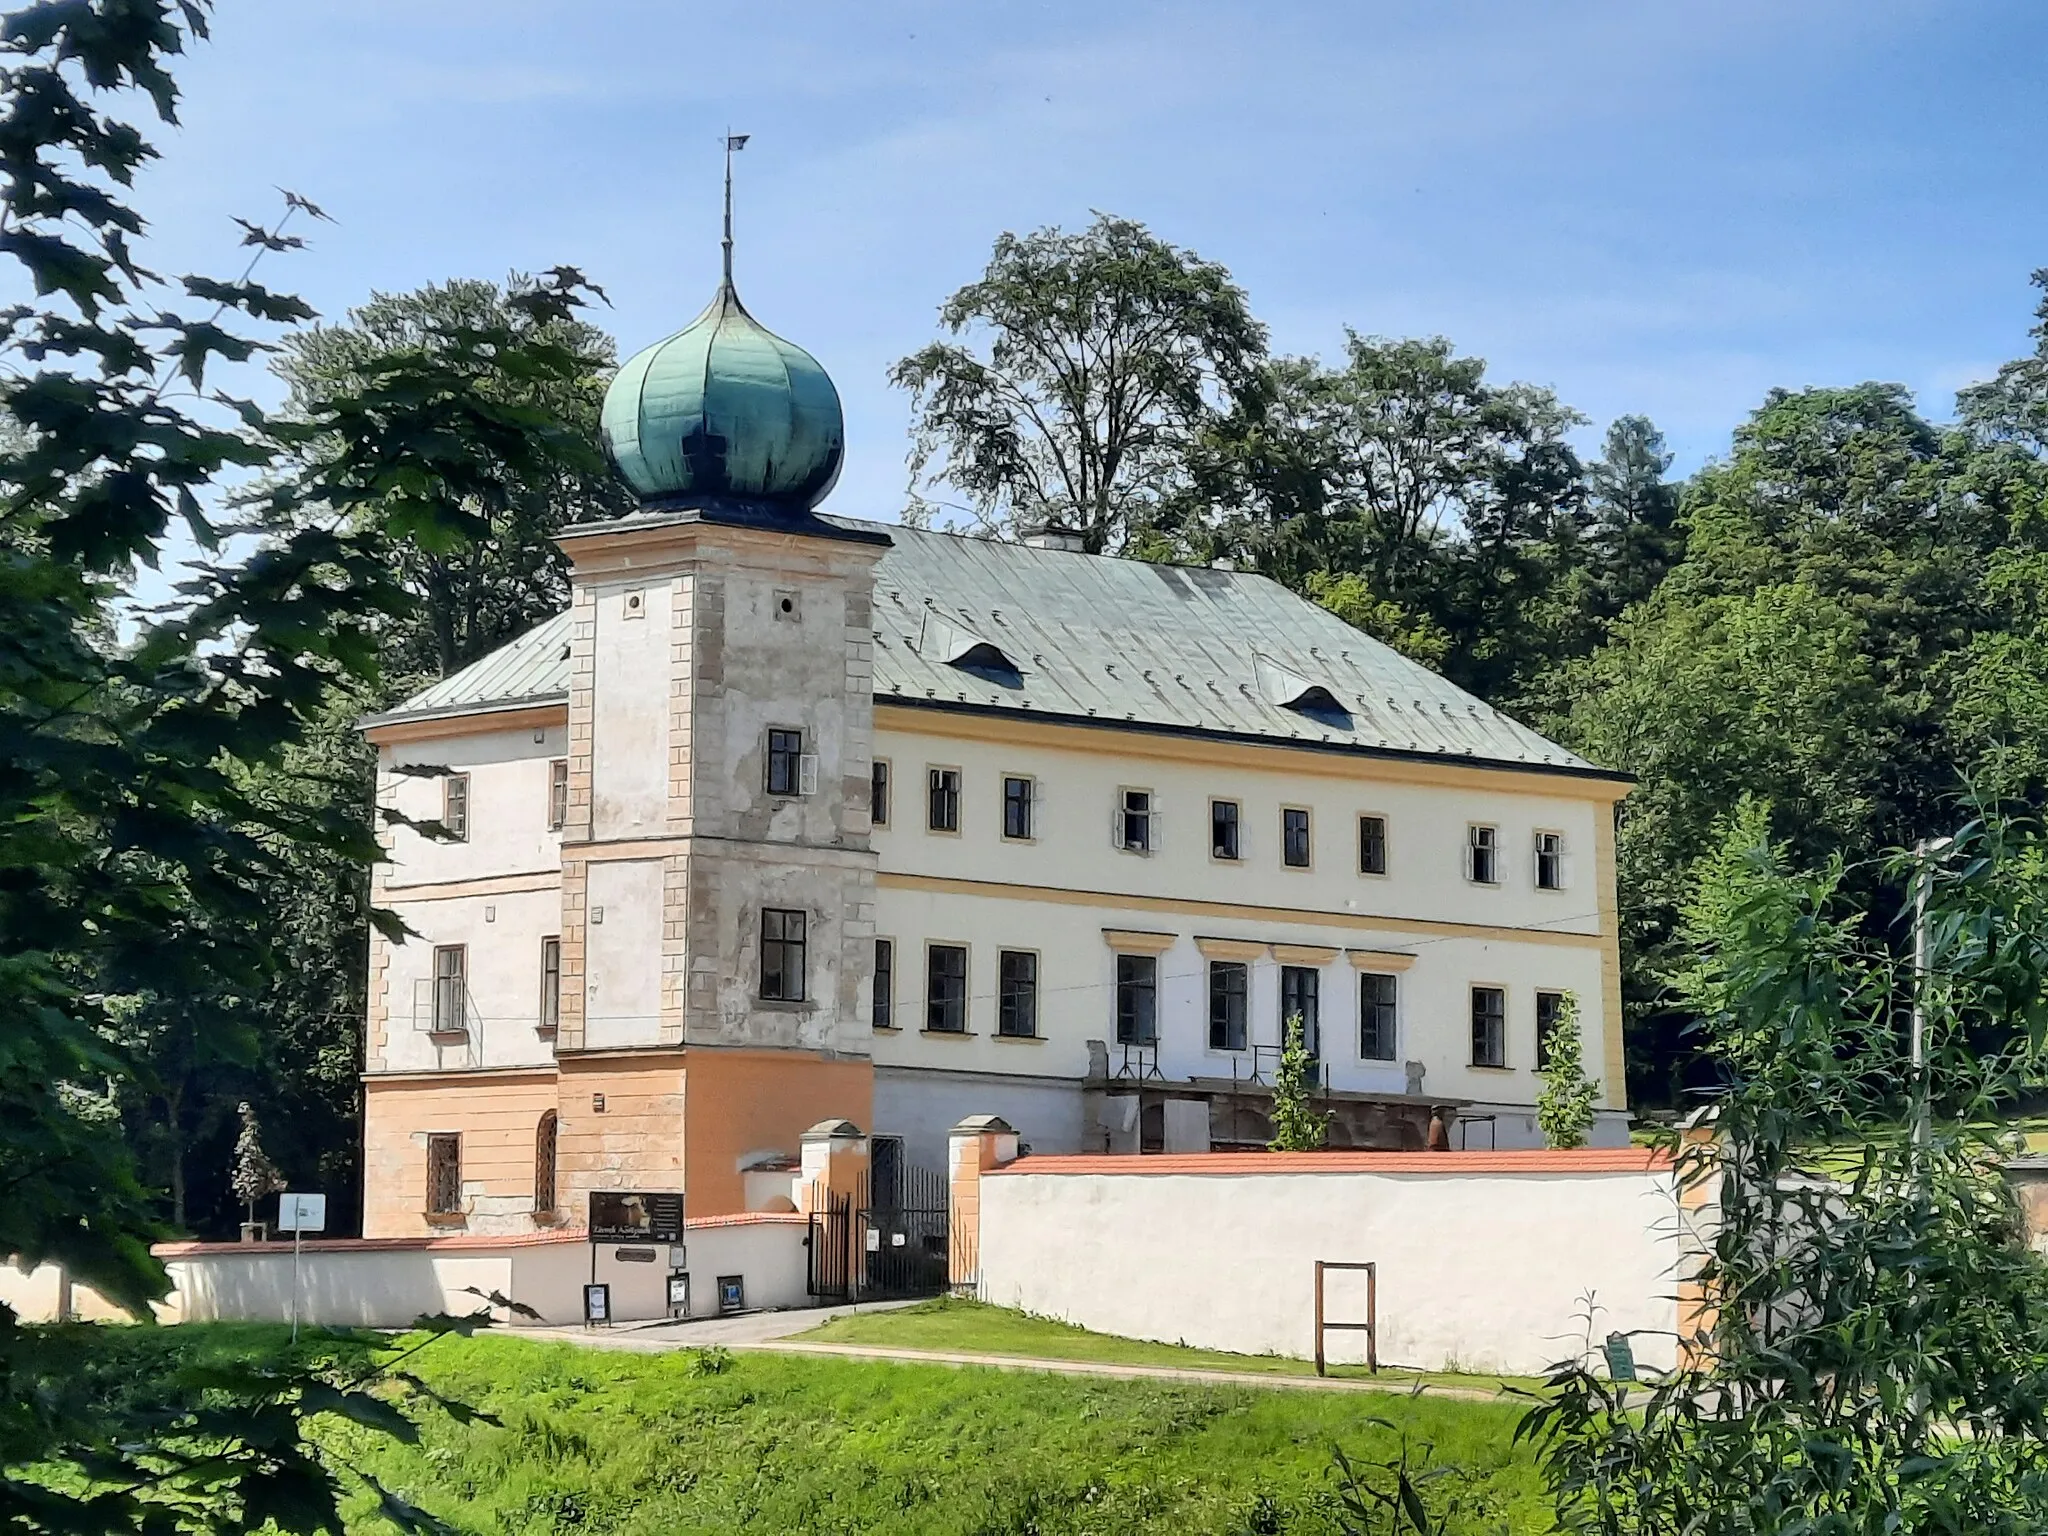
[365, 519, 1616, 780]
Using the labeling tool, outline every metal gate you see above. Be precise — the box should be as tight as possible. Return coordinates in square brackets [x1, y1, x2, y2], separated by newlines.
[806, 1187, 852, 1302]
[804, 1155, 950, 1302]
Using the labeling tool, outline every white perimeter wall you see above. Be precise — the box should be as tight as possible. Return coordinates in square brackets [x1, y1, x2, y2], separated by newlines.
[134, 1219, 809, 1330]
[976, 1167, 1681, 1376]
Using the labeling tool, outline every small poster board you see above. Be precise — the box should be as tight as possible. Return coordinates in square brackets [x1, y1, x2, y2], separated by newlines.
[1603, 1331, 1638, 1383]
[717, 1275, 745, 1314]
[277, 1193, 327, 1233]
[667, 1271, 691, 1319]
[583, 1283, 611, 1326]
[588, 1190, 685, 1243]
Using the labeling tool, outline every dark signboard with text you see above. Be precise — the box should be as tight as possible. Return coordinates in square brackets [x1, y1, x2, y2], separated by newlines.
[588, 1190, 685, 1243]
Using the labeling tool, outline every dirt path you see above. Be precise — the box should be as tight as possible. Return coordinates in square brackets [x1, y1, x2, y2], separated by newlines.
[511, 1306, 1513, 1400]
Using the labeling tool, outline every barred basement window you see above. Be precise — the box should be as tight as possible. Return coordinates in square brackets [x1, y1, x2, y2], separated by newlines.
[1360, 972, 1398, 1061]
[533, 1112, 558, 1214]
[1472, 985, 1507, 1067]
[442, 773, 469, 841]
[760, 908, 807, 1002]
[873, 939, 894, 1028]
[547, 758, 568, 831]
[426, 1133, 462, 1214]
[998, 950, 1038, 1037]
[1115, 953, 1157, 1045]
[1208, 960, 1248, 1051]
[766, 728, 804, 797]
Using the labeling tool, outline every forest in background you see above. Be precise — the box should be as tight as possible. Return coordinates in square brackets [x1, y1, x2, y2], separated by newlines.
[132, 214, 2048, 1239]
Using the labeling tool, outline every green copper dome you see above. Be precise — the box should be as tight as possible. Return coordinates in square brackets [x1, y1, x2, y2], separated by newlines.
[600, 280, 844, 510]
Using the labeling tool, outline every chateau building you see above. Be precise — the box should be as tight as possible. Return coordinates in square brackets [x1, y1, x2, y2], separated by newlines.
[356, 255, 1634, 1238]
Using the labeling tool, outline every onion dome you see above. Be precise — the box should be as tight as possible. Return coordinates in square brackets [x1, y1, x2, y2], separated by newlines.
[600, 279, 844, 510]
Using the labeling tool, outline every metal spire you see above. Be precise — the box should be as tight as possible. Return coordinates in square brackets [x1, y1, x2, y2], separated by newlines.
[722, 131, 749, 288]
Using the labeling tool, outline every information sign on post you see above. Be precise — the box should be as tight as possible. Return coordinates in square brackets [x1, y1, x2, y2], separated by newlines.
[277, 1192, 326, 1343]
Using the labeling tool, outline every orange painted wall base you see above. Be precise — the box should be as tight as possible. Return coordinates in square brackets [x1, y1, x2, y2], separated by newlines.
[360, 1048, 872, 1238]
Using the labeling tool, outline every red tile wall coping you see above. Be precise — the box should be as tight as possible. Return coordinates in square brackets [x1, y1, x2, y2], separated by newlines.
[152, 1210, 805, 1258]
[984, 1148, 1673, 1177]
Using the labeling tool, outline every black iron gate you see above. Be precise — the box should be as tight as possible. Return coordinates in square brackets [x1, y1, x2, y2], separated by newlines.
[806, 1187, 851, 1302]
[804, 1155, 949, 1302]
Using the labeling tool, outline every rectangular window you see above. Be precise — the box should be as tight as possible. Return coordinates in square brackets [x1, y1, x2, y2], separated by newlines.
[871, 760, 890, 827]
[1208, 960, 1248, 1051]
[1468, 824, 1499, 885]
[1359, 972, 1397, 1061]
[873, 939, 894, 1028]
[1211, 799, 1240, 861]
[426, 1133, 462, 1214]
[1003, 776, 1034, 841]
[766, 728, 804, 797]
[539, 936, 561, 1034]
[443, 773, 469, 841]
[548, 759, 568, 831]
[1359, 814, 1388, 876]
[1118, 789, 1153, 852]
[1115, 953, 1157, 1044]
[1280, 965, 1320, 1057]
[926, 944, 968, 1032]
[1472, 985, 1507, 1067]
[1536, 989, 1566, 1071]
[431, 944, 466, 1032]
[1282, 807, 1312, 868]
[1535, 831, 1565, 891]
[760, 908, 807, 1002]
[998, 950, 1039, 1037]
[928, 767, 960, 832]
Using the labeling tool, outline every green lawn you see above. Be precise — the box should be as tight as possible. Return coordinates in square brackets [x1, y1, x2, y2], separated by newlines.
[310, 1327, 1552, 1534]
[798, 1296, 1545, 1395]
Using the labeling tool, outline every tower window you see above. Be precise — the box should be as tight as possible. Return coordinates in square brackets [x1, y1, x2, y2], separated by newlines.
[873, 939, 894, 1028]
[871, 760, 890, 827]
[760, 908, 807, 1002]
[533, 1112, 558, 1215]
[766, 729, 804, 797]
[538, 936, 561, 1034]
[547, 759, 568, 831]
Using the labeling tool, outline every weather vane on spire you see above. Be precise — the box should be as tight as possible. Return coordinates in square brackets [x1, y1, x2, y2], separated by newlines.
[722, 131, 749, 286]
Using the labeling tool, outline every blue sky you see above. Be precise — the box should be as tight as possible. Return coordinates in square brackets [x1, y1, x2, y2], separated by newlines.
[142, 0, 2048, 521]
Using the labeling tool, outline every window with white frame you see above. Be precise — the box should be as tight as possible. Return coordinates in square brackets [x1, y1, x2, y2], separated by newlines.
[547, 758, 568, 831]
[766, 728, 804, 797]
[1116, 789, 1154, 852]
[1535, 831, 1565, 890]
[539, 936, 561, 1034]
[1211, 799, 1240, 861]
[431, 944, 467, 1032]
[928, 767, 960, 832]
[442, 773, 469, 841]
[1467, 824, 1499, 885]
